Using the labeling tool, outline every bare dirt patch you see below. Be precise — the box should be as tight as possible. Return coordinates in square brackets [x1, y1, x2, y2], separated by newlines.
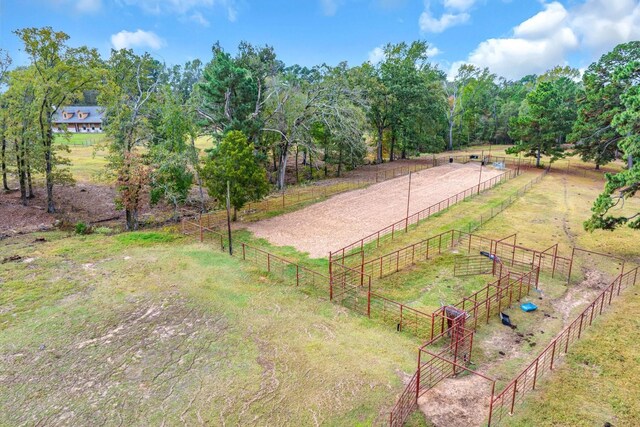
[0, 296, 227, 426]
[247, 163, 505, 257]
[418, 374, 492, 427]
[0, 183, 182, 236]
[553, 269, 608, 324]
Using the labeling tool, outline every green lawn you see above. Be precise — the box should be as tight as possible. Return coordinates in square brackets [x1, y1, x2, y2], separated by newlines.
[55, 132, 107, 146]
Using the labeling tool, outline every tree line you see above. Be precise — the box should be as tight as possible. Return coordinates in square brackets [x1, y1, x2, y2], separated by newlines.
[0, 27, 638, 231]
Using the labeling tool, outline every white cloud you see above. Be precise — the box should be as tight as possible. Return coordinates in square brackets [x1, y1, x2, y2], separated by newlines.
[426, 45, 441, 57]
[111, 29, 165, 50]
[419, 10, 470, 33]
[189, 11, 210, 26]
[76, 0, 101, 12]
[48, 0, 101, 13]
[443, 0, 476, 11]
[571, 0, 640, 53]
[320, 0, 340, 16]
[456, 0, 640, 80]
[419, 0, 475, 33]
[368, 46, 385, 64]
[513, 1, 568, 38]
[120, 0, 238, 22]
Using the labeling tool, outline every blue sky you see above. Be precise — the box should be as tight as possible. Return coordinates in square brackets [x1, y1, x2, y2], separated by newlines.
[2, 0, 639, 79]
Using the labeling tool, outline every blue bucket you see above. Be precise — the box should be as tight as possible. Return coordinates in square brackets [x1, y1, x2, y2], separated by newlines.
[520, 302, 538, 312]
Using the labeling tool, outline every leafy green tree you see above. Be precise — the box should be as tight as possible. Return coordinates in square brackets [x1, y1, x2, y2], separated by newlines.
[585, 59, 640, 231]
[0, 49, 12, 191]
[149, 86, 196, 220]
[198, 43, 280, 144]
[507, 76, 578, 166]
[1, 67, 44, 204]
[14, 27, 101, 213]
[572, 42, 640, 169]
[99, 49, 162, 230]
[202, 130, 269, 220]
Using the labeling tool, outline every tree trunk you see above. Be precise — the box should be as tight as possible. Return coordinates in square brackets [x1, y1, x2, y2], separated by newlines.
[126, 209, 135, 231]
[448, 120, 454, 151]
[295, 146, 299, 184]
[324, 146, 328, 178]
[536, 145, 541, 168]
[44, 142, 54, 212]
[308, 148, 313, 180]
[401, 147, 407, 160]
[190, 137, 206, 213]
[15, 141, 27, 206]
[1, 137, 9, 191]
[595, 163, 600, 171]
[376, 126, 383, 164]
[337, 146, 343, 177]
[277, 141, 289, 190]
[272, 147, 278, 172]
[233, 206, 237, 221]
[389, 132, 395, 162]
[26, 161, 33, 199]
[628, 155, 633, 169]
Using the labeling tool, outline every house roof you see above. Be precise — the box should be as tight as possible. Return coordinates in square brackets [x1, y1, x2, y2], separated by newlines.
[53, 106, 104, 124]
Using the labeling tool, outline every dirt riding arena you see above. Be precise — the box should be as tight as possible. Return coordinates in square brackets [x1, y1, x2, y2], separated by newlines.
[247, 163, 505, 257]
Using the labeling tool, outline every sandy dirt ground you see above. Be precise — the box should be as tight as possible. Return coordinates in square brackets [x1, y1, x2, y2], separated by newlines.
[247, 163, 505, 257]
[418, 375, 492, 427]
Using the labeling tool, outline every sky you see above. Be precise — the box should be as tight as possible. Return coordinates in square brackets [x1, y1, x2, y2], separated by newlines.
[1, 0, 639, 80]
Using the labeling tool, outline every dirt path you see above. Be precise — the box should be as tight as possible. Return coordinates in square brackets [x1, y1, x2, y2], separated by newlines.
[418, 374, 492, 427]
[417, 269, 611, 426]
[247, 163, 504, 257]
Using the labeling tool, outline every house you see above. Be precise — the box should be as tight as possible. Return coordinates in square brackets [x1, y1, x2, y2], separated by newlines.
[52, 106, 104, 133]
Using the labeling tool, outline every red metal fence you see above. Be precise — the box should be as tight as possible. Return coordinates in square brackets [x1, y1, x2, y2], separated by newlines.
[330, 168, 522, 262]
[488, 266, 640, 425]
[187, 154, 474, 231]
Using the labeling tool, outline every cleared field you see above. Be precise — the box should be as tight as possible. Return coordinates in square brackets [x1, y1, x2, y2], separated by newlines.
[0, 231, 419, 426]
[247, 163, 504, 258]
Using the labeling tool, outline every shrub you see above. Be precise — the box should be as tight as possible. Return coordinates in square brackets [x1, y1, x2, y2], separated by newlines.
[75, 221, 91, 235]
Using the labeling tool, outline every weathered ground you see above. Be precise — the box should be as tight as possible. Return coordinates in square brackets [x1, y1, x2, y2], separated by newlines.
[0, 231, 419, 426]
[247, 163, 504, 257]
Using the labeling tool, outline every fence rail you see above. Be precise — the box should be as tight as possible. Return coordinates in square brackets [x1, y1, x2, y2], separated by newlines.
[330, 168, 521, 261]
[488, 266, 640, 425]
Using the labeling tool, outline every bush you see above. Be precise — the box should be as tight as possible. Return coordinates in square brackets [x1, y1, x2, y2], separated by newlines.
[93, 226, 113, 235]
[75, 221, 91, 235]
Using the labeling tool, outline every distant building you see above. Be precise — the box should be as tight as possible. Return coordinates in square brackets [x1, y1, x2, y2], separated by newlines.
[52, 106, 104, 133]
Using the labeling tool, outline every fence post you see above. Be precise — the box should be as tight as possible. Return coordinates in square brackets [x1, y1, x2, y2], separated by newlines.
[199, 215, 203, 243]
[242, 243, 246, 260]
[267, 253, 271, 272]
[360, 250, 365, 287]
[329, 252, 333, 301]
[487, 382, 496, 427]
[565, 325, 571, 353]
[550, 340, 557, 370]
[532, 358, 539, 390]
[510, 378, 517, 415]
[430, 315, 435, 340]
[296, 265, 300, 287]
[367, 277, 372, 317]
[416, 349, 422, 401]
[567, 248, 576, 285]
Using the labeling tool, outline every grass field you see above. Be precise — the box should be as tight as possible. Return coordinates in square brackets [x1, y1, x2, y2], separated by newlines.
[57, 135, 214, 183]
[3, 140, 640, 426]
[0, 231, 420, 426]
